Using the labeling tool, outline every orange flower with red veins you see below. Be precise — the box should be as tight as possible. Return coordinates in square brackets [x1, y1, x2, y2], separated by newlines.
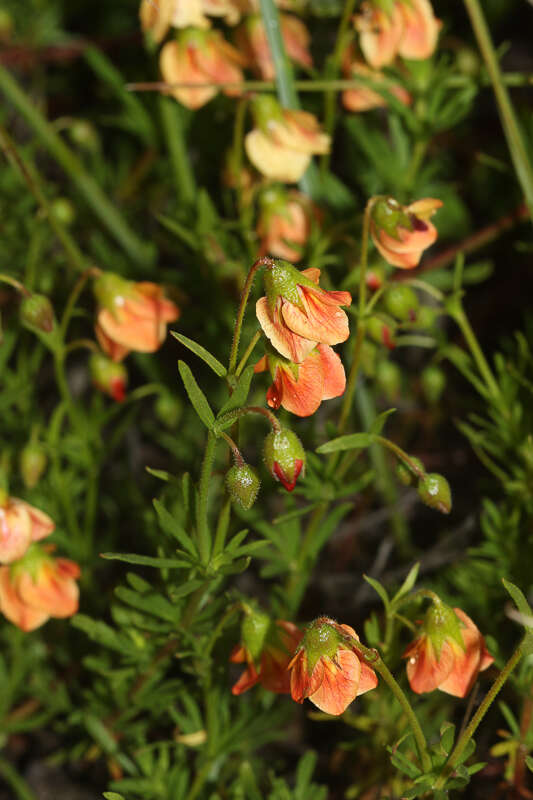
[289, 617, 378, 715]
[160, 28, 245, 110]
[255, 344, 346, 418]
[230, 608, 301, 695]
[236, 13, 312, 81]
[397, 0, 441, 61]
[263, 427, 306, 492]
[355, 2, 404, 68]
[256, 260, 351, 363]
[256, 187, 313, 263]
[342, 50, 411, 112]
[93, 272, 180, 362]
[370, 196, 442, 269]
[0, 492, 54, 565]
[0, 545, 80, 632]
[245, 96, 330, 183]
[403, 601, 494, 697]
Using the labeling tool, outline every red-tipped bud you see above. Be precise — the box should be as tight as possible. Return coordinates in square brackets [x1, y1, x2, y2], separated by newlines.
[19, 443, 47, 489]
[366, 267, 385, 291]
[420, 365, 446, 405]
[264, 429, 305, 492]
[366, 316, 396, 349]
[225, 464, 260, 510]
[396, 456, 424, 486]
[20, 294, 55, 334]
[417, 473, 451, 514]
[90, 353, 128, 403]
[383, 285, 419, 322]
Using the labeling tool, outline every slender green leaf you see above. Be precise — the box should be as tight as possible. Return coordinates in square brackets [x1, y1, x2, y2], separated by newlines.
[100, 552, 192, 569]
[502, 578, 533, 654]
[392, 563, 420, 605]
[153, 499, 197, 555]
[364, 575, 390, 610]
[218, 365, 255, 415]
[316, 433, 375, 454]
[171, 332, 227, 377]
[178, 361, 215, 429]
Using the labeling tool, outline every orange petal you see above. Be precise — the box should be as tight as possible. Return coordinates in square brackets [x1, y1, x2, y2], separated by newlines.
[358, 661, 379, 695]
[13, 500, 55, 542]
[245, 129, 310, 183]
[437, 632, 483, 698]
[356, 4, 404, 69]
[378, 221, 438, 255]
[282, 288, 350, 346]
[256, 297, 317, 362]
[95, 322, 130, 362]
[254, 355, 269, 374]
[397, 0, 441, 61]
[317, 345, 346, 400]
[290, 650, 324, 702]
[309, 650, 361, 715]
[0, 503, 32, 564]
[18, 561, 79, 618]
[231, 662, 260, 695]
[405, 636, 455, 694]
[0, 568, 49, 631]
[160, 41, 217, 110]
[300, 267, 321, 284]
[271, 357, 325, 417]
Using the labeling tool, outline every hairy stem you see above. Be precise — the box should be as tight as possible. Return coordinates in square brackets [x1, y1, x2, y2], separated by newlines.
[228, 257, 273, 375]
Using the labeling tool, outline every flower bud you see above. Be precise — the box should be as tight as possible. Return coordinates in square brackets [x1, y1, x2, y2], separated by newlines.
[366, 267, 385, 291]
[19, 443, 47, 489]
[383, 285, 419, 322]
[366, 316, 396, 349]
[396, 456, 424, 486]
[264, 429, 305, 492]
[225, 464, 260, 510]
[155, 392, 183, 429]
[418, 473, 451, 514]
[51, 197, 76, 226]
[370, 196, 442, 269]
[69, 120, 100, 151]
[412, 305, 437, 330]
[20, 293, 55, 334]
[420, 365, 446, 405]
[375, 360, 401, 402]
[89, 353, 128, 403]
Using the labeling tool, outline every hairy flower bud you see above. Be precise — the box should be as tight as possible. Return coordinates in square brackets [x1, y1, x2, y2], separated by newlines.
[418, 473, 451, 514]
[20, 293, 55, 334]
[366, 316, 396, 349]
[420, 365, 446, 405]
[383, 285, 419, 322]
[264, 429, 305, 492]
[19, 443, 47, 489]
[90, 353, 128, 403]
[225, 464, 260, 510]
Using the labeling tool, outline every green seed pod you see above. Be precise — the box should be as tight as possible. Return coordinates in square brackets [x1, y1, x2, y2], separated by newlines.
[418, 473, 452, 514]
[383, 285, 419, 322]
[20, 293, 55, 334]
[366, 316, 396, 349]
[69, 120, 100, 151]
[375, 360, 402, 402]
[412, 305, 437, 330]
[264, 429, 306, 492]
[19, 443, 47, 489]
[51, 197, 76, 226]
[421, 365, 446, 405]
[396, 456, 424, 486]
[225, 464, 260, 510]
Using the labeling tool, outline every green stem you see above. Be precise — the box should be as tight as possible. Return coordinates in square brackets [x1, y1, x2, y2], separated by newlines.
[337, 198, 375, 434]
[0, 124, 88, 273]
[403, 139, 429, 195]
[258, 0, 320, 198]
[374, 436, 425, 478]
[197, 432, 217, 564]
[434, 643, 523, 789]
[228, 257, 272, 375]
[463, 0, 533, 220]
[0, 758, 37, 800]
[0, 64, 152, 265]
[60, 269, 98, 340]
[235, 330, 261, 377]
[448, 300, 502, 401]
[158, 95, 195, 206]
[0, 273, 28, 295]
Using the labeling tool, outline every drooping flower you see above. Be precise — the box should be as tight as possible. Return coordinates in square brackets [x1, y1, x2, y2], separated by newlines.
[255, 344, 345, 418]
[256, 261, 351, 363]
[231, 609, 302, 695]
[263, 427, 306, 492]
[0, 545, 80, 632]
[93, 272, 180, 362]
[403, 602, 493, 697]
[397, 0, 442, 61]
[90, 353, 128, 403]
[256, 187, 313, 263]
[139, 0, 176, 44]
[245, 95, 330, 183]
[342, 50, 411, 112]
[160, 28, 245, 110]
[235, 13, 312, 81]
[354, 2, 405, 69]
[0, 493, 54, 565]
[370, 196, 443, 269]
[289, 617, 378, 715]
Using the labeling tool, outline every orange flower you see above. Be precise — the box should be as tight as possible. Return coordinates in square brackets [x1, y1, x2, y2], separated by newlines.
[94, 272, 179, 362]
[289, 617, 378, 715]
[256, 187, 313, 263]
[397, 0, 441, 61]
[236, 13, 312, 81]
[231, 611, 302, 695]
[201, 0, 243, 25]
[245, 96, 330, 183]
[160, 28, 245, 110]
[0, 546, 80, 632]
[355, 2, 404, 68]
[342, 50, 411, 112]
[255, 344, 345, 418]
[0, 494, 54, 564]
[370, 196, 442, 269]
[256, 261, 351, 363]
[139, 0, 175, 44]
[403, 603, 494, 697]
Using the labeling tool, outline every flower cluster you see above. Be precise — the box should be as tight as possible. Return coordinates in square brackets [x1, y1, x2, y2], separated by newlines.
[254, 260, 351, 417]
[0, 491, 80, 631]
[355, 0, 441, 68]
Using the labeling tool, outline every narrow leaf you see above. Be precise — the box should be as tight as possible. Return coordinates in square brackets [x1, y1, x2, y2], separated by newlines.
[153, 499, 197, 555]
[364, 575, 390, 610]
[171, 332, 227, 377]
[218, 364, 255, 415]
[370, 408, 396, 435]
[316, 432, 375, 454]
[101, 552, 192, 569]
[392, 563, 420, 605]
[178, 360, 215, 429]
